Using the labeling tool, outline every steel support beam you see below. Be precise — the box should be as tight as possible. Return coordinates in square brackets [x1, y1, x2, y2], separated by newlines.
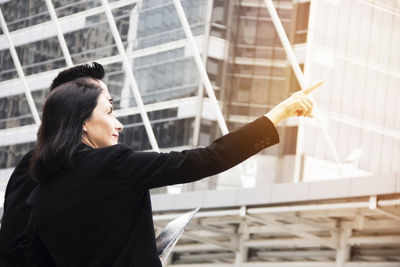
[336, 228, 352, 267]
[154, 221, 238, 253]
[153, 197, 400, 221]
[376, 207, 400, 222]
[347, 235, 400, 245]
[172, 0, 228, 135]
[172, 0, 249, 184]
[119, 1, 141, 109]
[188, 223, 240, 239]
[273, 213, 340, 233]
[183, 232, 238, 252]
[44, 0, 73, 67]
[293, 0, 317, 183]
[192, 0, 214, 147]
[0, 9, 41, 126]
[234, 219, 249, 266]
[262, 0, 344, 180]
[101, 0, 160, 151]
[370, 195, 400, 222]
[0, 0, 138, 50]
[245, 214, 338, 249]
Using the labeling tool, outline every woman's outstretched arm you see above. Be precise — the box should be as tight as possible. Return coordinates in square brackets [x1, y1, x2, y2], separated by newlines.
[111, 81, 323, 190]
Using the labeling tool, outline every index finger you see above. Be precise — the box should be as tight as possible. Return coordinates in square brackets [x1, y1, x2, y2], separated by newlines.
[301, 80, 324, 95]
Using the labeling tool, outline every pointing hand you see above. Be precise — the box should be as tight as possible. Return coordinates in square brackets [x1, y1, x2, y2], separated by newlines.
[265, 81, 323, 126]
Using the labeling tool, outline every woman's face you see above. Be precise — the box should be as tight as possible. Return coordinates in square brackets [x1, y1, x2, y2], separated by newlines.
[82, 81, 123, 148]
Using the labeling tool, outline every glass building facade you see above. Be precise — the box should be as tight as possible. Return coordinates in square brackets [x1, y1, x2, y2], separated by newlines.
[0, 0, 398, 185]
[1, 0, 400, 266]
[0, 0, 308, 190]
[301, 0, 400, 179]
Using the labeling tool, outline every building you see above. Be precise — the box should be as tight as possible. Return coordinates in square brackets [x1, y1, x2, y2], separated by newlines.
[0, 0, 399, 266]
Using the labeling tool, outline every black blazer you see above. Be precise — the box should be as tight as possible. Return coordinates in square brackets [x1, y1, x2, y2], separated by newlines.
[23, 116, 279, 267]
[0, 151, 36, 267]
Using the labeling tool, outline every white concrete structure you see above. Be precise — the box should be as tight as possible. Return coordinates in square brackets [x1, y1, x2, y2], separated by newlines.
[0, 0, 399, 266]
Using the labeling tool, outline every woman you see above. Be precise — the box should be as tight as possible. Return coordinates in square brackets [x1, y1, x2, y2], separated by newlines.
[26, 75, 318, 266]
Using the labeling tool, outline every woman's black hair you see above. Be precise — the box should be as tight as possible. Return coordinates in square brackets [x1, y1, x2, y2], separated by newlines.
[50, 62, 104, 91]
[31, 78, 103, 182]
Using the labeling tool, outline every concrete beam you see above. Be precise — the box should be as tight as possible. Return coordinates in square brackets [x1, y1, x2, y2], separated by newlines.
[245, 214, 338, 249]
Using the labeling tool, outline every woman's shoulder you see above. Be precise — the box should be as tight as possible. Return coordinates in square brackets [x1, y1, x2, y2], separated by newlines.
[77, 143, 134, 160]
[78, 143, 132, 152]
[101, 143, 133, 153]
[78, 144, 138, 177]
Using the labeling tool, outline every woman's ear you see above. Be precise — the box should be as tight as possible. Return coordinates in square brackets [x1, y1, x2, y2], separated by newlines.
[82, 123, 87, 133]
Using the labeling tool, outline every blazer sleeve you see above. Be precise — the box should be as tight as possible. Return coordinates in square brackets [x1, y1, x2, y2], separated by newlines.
[112, 116, 279, 189]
